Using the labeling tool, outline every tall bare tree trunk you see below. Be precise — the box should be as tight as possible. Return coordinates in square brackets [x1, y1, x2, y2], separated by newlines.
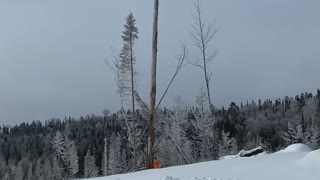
[130, 38, 137, 171]
[147, 0, 159, 169]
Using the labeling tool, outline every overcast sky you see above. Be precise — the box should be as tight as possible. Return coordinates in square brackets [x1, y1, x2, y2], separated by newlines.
[1, 0, 319, 125]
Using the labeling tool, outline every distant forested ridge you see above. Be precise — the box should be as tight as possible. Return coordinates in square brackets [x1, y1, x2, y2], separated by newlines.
[0, 89, 319, 179]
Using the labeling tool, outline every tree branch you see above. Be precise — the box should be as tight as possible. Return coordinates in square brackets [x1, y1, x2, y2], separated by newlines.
[156, 43, 188, 110]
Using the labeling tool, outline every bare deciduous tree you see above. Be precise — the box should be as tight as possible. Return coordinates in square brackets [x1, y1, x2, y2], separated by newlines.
[190, 0, 217, 111]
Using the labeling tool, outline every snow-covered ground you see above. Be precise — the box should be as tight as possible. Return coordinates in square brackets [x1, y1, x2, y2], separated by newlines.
[91, 144, 320, 180]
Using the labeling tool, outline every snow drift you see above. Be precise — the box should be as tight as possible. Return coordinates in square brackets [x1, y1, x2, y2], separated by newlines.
[90, 144, 320, 180]
[299, 149, 320, 166]
[278, 143, 312, 153]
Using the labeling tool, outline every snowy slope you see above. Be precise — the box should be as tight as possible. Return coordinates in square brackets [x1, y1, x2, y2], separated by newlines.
[91, 144, 320, 180]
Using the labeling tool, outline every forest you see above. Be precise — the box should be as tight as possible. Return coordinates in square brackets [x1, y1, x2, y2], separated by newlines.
[0, 89, 319, 179]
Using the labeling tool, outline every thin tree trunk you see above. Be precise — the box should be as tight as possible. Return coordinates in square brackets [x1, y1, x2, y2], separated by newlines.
[147, 0, 159, 169]
[199, 11, 212, 110]
[130, 38, 138, 171]
[104, 137, 108, 176]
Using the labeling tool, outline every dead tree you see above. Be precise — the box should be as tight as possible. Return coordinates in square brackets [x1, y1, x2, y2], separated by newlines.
[190, 0, 217, 111]
[147, 0, 160, 169]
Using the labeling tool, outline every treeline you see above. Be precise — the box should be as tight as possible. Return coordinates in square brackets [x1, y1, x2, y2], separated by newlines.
[0, 90, 320, 179]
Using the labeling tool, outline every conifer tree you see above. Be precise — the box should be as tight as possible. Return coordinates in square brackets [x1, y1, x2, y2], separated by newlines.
[52, 156, 63, 180]
[84, 150, 98, 178]
[283, 121, 305, 145]
[51, 130, 78, 178]
[109, 133, 121, 175]
[306, 118, 320, 150]
[120, 12, 139, 171]
[64, 137, 79, 178]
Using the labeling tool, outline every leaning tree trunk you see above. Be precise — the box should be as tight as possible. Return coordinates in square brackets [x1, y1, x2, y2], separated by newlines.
[147, 0, 159, 169]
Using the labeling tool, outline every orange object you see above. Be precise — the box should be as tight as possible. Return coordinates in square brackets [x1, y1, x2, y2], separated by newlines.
[153, 160, 161, 168]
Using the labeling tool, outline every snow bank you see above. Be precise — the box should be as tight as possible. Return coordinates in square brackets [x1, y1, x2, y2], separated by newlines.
[90, 144, 319, 180]
[279, 143, 312, 153]
[299, 149, 320, 166]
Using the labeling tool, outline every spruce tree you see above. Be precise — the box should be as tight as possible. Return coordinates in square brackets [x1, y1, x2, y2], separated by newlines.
[51, 130, 78, 178]
[84, 150, 98, 178]
[120, 12, 139, 171]
[64, 137, 79, 178]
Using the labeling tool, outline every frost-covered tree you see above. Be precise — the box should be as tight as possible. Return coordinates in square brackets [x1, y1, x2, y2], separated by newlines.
[64, 137, 79, 178]
[84, 150, 98, 178]
[107, 12, 140, 171]
[102, 138, 108, 176]
[219, 130, 237, 157]
[296, 121, 304, 143]
[33, 158, 53, 180]
[42, 159, 54, 180]
[171, 98, 192, 165]
[13, 159, 32, 180]
[109, 133, 122, 175]
[306, 118, 320, 150]
[120, 149, 128, 172]
[51, 130, 79, 179]
[157, 97, 192, 166]
[34, 159, 43, 179]
[244, 134, 262, 150]
[283, 122, 297, 145]
[191, 90, 216, 161]
[52, 156, 63, 180]
[283, 121, 305, 145]
[52, 131, 65, 159]
[121, 12, 139, 171]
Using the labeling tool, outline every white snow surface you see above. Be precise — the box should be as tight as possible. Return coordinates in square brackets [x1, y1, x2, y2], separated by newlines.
[90, 144, 320, 180]
[278, 143, 312, 153]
